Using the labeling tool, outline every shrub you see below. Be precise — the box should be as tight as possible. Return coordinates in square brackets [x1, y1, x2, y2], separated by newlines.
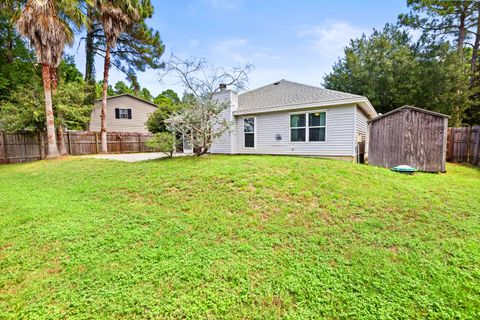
[146, 132, 175, 157]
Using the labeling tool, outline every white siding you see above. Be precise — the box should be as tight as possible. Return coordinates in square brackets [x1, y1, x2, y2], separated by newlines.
[230, 93, 238, 154]
[211, 90, 238, 154]
[89, 96, 156, 133]
[355, 107, 368, 155]
[233, 104, 357, 157]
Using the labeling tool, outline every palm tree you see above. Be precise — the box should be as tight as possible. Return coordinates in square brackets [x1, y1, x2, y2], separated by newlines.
[96, 0, 139, 153]
[16, 0, 86, 158]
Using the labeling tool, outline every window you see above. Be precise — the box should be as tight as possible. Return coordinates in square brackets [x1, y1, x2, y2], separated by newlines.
[308, 112, 326, 141]
[115, 108, 132, 119]
[290, 114, 306, 142]
[244, 117, 255, 148]
[290, 111, 326, 142]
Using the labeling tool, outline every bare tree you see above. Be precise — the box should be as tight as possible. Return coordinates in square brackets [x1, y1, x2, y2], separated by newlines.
[161, 54, 253, 156]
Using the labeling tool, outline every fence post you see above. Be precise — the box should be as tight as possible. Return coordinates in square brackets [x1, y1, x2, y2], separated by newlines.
[139, 133, 142, 152]
[41, 132, 45, 159]
[38, 132, 43, 159]
[1, 131, 7, 163]
[95, 132, 99, 154]
[466, 127, 472, 163]
[448, 128, 455, 162]
[67, 131, 72, 155]
[119, 134, 123, 153]
[473, 127, 480, 166]
[23, 134, 29, 161]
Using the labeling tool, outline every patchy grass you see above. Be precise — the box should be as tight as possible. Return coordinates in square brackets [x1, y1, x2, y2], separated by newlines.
[0, 155, 479, 319]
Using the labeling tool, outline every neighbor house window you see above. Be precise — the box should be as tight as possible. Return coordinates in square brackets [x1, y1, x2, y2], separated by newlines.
[115, 108, 132, 119]
[290, 111, 326, 142]
[244, 117, 255, 148]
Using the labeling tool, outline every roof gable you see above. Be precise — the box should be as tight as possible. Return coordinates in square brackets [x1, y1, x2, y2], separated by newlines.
[94, 94, 157, 108]
[236, 79, 375, 117]
[368, 105, 450, 123]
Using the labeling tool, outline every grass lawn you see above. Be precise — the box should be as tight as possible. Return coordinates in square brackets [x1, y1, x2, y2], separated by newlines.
[0, 155, 479, 319]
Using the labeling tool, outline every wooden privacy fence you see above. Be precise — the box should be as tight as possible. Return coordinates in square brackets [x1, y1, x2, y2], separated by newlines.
[0, 131, 154, 164]
[447, 126, 480, 166]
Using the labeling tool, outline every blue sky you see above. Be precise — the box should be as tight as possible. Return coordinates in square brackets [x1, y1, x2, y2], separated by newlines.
[68, 0, 409, 97]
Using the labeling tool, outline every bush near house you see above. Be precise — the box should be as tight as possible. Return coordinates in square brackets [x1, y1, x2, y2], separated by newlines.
[146, 132, 176, 157]
[0, 156, 479, 319]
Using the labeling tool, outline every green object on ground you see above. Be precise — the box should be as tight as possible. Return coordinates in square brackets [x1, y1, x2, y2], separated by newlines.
[391, 165, 417, 173]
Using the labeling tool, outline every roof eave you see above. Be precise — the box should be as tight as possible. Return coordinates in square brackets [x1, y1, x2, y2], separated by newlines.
[234, 97, 377, 118]
[357, 98, 378, 119]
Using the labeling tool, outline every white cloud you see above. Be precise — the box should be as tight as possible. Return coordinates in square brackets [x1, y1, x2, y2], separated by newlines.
[213, 38, 250, 63]
[213, 38, 280, 65]
[297, 20, 367, 58]
[187, 39, 199, 49]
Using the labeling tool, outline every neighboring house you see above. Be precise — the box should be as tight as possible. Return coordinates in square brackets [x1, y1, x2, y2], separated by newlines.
[89, 94, 157, 133]
[210, 80, 377, 162]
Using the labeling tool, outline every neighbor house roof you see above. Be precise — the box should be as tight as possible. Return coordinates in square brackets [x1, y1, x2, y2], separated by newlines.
[235, 79, 377, 118]
[368, 105, 450, 123]
[94, 93, 158, 108]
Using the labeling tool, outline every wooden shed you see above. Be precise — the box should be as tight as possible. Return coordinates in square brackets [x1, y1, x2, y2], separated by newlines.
[367, 105, 449, 172]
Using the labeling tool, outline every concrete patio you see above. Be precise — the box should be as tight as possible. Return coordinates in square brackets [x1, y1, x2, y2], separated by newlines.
[81, 152, 189, 162]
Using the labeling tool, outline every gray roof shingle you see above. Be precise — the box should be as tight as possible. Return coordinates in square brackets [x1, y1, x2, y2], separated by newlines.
[237, 79, 364, 113]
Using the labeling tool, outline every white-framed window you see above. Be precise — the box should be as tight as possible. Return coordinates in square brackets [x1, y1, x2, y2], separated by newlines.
[290, 114, 306, 142]
[119, 109, 129, 119]
[244, 117, 255, 148]
[290, 111, 326, 142]
[115, 108, 132, 119]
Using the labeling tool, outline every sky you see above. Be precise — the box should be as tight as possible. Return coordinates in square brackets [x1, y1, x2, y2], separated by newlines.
[67, 0, 410, 97]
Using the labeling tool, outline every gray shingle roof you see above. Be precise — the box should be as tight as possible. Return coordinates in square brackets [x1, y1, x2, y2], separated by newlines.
[237, 79, 364, 113]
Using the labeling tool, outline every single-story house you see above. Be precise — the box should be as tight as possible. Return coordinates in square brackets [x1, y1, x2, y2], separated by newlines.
[210, 80, 377, 162]
[89, 94, 157, 133]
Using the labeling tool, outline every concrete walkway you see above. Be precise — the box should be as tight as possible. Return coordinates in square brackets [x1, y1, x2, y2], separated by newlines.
[82, 152, 189, 163]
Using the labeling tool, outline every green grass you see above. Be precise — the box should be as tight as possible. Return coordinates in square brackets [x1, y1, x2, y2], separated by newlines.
[0, 155, 479, 319]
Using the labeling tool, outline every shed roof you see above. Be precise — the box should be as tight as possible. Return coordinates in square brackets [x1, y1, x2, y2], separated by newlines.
[94, 93, 158, 108]
[235, 79, 377, 118]
[368, 105, 450, 123]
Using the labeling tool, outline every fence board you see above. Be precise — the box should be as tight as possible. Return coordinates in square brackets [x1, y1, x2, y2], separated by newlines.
[0, 131, 7, 164]
[0, 131, 154, 164]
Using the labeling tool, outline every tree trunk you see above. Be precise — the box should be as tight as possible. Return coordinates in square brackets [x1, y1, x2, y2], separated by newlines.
[85, 9, 95, 78]
[100, 45, 111, 153]
[471, 3, 480, 87]
[50, 67, 58, 93]
[49, 67, 67, 156]
[5, 2, 14, 64]
[84, 9, 95, 82]
[6, 28, 14, 64]
[196, 145, 209, 156]
[41, 64, 60, 158]
[85, 6, 96, 104]
[457, 6, 467, 60]
[57, 124, 68, 156]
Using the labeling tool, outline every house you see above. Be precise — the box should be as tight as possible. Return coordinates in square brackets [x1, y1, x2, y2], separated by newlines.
[89, 94, 157, 133]
[368, 105, 449, 172]
[210, 80, 377, 162]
